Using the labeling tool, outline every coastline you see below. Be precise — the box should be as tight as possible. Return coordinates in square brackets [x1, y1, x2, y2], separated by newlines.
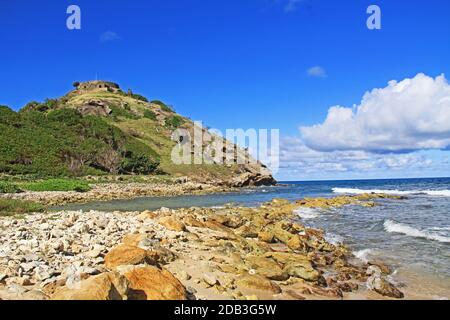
[0, 193, 421, 301]
[0, 181, 239, 206]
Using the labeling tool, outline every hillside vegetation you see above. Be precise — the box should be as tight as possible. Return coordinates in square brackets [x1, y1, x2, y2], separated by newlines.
[0, 81, 275, 185]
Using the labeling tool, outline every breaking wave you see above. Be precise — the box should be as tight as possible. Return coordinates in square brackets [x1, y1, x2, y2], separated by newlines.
[333, 187, 450, 197]
[353, 248, 374, 263]
[293, 207, 322, 220]
[384, 220, 450, 243]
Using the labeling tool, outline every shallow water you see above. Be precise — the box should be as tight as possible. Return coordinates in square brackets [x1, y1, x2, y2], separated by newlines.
[56, 177, 450, 298]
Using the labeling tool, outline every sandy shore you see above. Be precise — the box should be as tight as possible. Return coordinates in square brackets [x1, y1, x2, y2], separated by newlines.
[0, 194, 419, 300]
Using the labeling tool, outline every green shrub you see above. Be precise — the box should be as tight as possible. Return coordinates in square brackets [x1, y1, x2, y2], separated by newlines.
[143, 109, 157, 120]
[0, 181, 22, 193]
[120, 153, 159, 175]
[0, 106, 160, 176]
[131, 93, 148, 102]
[165, 115, 184, 129]
[0, 199, 45, 217]
[22, 179, 91, 192]
[109, 105, 140, 120]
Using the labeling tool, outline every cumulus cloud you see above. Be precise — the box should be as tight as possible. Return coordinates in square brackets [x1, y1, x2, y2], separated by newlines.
[301, 73, 450, 153]
[307, 66, 327, 78]
[100, 31, 120, 43]
[280, 136, 434, 176]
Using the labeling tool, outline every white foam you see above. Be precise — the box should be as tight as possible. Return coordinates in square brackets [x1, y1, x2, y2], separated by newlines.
[294, 207, 321, 220]
[353, 248, 374, 263]
[332, 187, 450, 197]
[324, 233, 344, 245]
[384, 220, 450, 243]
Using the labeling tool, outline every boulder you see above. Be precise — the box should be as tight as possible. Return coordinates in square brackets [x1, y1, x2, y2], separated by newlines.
[367, 274, 404, 299]
[245, 256, 288, 281]
[51, 272, 129, 300]
[158, 216, 187, 232]
[236, 274, 281, 294]
[283, 261, 320, 282]
[104, 245, 150, 270]
[122, 266, 187, 300]
[257, 231, 275, 243]
[287, 235, 308, 252]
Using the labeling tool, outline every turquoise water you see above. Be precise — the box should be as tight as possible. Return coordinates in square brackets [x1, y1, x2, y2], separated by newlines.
[57, 177, 450, 296]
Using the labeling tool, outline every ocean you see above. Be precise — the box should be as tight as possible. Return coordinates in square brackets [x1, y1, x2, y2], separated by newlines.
[58, 177, 450, 298]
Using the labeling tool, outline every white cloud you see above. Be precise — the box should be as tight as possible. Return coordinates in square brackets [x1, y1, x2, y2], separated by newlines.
[284, 0, 303, 13]
[301, 73, 450, 153]
[279, 136, 435, 177]
[307, 66, 327, 78]
[100, 31, 120, 43]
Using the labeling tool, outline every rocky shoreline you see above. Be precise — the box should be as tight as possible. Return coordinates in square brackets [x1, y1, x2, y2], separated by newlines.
[0, 194, 407, 300]
[0, 181, 236, 206]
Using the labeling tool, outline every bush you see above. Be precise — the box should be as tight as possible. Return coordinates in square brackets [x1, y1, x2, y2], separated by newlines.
[22, 179, 91, 192]
[165, 115, 184, 129]
[0, 199, 44, 216]
[120, 153, 159, 175]
[143, 109, 157, 120]
[1, 106, 160, 176]
[109, 105, 140, 120]
[131, 93, 148, 102]
[0, 181, 22, 193]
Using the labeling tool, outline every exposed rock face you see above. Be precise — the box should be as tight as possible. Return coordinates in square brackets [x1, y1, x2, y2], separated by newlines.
[51, 272, 129, 300]
[122, 266, 187, 300]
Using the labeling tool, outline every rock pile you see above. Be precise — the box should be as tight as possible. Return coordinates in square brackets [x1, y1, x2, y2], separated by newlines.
[0, 194, 405, 300]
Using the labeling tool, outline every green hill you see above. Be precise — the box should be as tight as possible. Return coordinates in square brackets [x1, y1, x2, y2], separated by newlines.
[0, 81, 275, 186]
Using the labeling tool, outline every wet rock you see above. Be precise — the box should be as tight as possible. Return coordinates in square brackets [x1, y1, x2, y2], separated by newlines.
[367, 274, 404, 299]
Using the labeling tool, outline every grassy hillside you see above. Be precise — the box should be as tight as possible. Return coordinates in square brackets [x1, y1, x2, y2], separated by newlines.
[0, 81, 266, 182]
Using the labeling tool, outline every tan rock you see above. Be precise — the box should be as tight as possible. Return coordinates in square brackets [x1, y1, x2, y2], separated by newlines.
[123, 266, 187, 300]
[236, 274, 281, 294]
[158, 216, 187, 232]
[122, 234, 146, 246]
[51, 272, 129, 300]
[283, 261, 320, 282]
[137, 210, 158, 221]
[367, 275, 404, 299]
[287, 235, 308, 252]
[104, 245, 150, 270]
[245, 256, 288, 281]
[258, 231, 275, 243]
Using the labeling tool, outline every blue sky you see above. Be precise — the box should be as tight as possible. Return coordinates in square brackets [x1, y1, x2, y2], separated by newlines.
[1, 0, 449, 180]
